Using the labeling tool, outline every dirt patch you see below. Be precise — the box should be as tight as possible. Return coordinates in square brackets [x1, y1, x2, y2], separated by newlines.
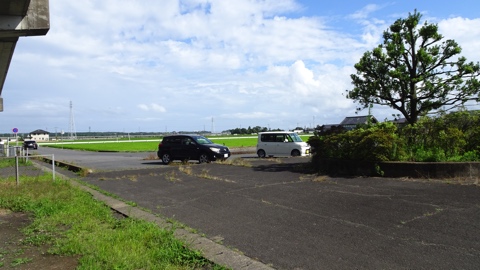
[0, 209, 78, 270]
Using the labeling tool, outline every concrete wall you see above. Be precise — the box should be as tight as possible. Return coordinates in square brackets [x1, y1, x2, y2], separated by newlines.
[0, 0, 50, 37]
[314, 158, 480, 180]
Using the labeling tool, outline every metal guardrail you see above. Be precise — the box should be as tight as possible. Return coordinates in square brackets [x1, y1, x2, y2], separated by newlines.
[0, 154, 55, 185]
[0, 145, 40, 157]
[0, 145, 20, 157]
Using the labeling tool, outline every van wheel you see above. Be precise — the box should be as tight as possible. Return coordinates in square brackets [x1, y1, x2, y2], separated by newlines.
[257, 149, 266, 158]
[161, 153, 172, 164]
[198, 153, 210, 163]
[291, 149, 300, 157]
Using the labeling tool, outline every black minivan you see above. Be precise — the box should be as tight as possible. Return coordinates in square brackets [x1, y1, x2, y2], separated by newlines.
[157, 134, 231, 164]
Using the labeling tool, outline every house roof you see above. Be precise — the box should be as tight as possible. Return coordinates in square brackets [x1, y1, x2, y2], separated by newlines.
[340, 115, 378, 126]
[391, 118, 407, 124]
[30, 129, 49, 134]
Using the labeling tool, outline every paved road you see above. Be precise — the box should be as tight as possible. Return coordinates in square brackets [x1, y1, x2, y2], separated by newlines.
[36, 147, 256, 171]
[37, 147, 480, 270]
[36, 147, 162, 171]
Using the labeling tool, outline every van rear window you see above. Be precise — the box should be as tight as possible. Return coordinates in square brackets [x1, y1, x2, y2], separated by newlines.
[261, 134, 286, 142]
[260, 133, 304, 143]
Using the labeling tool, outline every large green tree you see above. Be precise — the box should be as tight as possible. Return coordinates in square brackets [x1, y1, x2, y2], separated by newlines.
[347, 10, 480, 125]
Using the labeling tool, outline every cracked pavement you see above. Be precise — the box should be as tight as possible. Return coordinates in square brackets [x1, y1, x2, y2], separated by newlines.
[37, 148, 480, 269]
[75, 158, 480, 270]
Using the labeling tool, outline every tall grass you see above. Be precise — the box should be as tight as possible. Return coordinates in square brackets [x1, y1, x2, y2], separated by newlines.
[0, 165, 225, 269]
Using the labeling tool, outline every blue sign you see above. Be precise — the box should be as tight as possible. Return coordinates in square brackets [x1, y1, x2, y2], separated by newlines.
[12, 128, 18, 133]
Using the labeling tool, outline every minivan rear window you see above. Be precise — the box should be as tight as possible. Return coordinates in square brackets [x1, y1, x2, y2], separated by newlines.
[260, 133, 303, 143]
[261, 134, 286, 142]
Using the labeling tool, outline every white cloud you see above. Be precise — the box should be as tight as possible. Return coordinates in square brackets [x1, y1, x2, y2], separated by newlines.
[289, 60, 320, 96]
[349, 4, 382, 20]
[226, 112, 275, 119]
[138, 104, 167, 113]
[2, 1, 479, 133]
[438, 17, 480, 61]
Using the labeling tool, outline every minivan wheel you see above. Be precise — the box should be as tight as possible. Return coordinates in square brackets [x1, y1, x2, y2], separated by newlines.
[291, 149, 301, 157]
[198, 153, 210, 164]
[257, 149, 266, 158]
[161, 153, 172, 164]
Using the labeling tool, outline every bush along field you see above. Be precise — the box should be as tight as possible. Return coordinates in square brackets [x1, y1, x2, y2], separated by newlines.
[308, 110, 480, 163]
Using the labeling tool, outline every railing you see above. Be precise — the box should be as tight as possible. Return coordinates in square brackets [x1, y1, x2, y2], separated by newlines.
[0, 154, 55, 185]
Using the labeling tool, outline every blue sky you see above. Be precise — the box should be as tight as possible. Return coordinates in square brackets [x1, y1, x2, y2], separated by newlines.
[1, 0, 480, 134]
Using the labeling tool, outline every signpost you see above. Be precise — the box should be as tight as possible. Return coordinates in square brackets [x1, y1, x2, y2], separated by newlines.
[12, 128, 18, 146]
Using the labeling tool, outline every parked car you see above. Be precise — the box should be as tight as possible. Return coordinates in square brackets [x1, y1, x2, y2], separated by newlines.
[23, 140, 38, 150]
[256, 131, 310, 158]
[157, 134, 231, 164]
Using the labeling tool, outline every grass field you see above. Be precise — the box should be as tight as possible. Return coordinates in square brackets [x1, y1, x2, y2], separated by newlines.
[43, 135, 312, 152]
[0, 159, 224, 269]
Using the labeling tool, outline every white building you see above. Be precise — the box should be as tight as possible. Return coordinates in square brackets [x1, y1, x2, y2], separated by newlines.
[28, 129, 50, 141]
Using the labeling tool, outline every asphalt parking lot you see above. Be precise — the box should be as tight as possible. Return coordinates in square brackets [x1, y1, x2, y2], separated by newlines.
[37, 148, 480, 269]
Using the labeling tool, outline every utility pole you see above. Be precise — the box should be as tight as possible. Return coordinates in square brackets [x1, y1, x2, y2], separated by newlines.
[69, 101, 77, 140]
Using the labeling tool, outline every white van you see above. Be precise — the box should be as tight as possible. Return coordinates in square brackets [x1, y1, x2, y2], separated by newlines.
[256, 131, 311, 158]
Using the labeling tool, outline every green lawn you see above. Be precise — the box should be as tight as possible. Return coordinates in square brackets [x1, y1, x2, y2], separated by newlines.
[46, 141, 160, 152]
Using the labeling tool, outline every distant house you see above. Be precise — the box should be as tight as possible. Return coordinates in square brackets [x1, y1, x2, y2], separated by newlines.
[314, 124, 340, 134]
[391, 117, 408, 127]
[28, 129, 50, 141]
[319, 124, 339, 131]
[339, 115, 378, 130]
[315, 115, 380, 133]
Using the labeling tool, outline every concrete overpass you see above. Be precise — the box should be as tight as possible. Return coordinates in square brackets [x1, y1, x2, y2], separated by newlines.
[0, 0, 50, 111]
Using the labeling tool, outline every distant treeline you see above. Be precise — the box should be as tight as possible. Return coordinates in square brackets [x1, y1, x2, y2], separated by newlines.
[227, 126, 284, 135]
[0, 126, 294, 139]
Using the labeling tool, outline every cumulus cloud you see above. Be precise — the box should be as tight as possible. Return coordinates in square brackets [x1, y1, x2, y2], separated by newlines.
[289, 60, 320, 96]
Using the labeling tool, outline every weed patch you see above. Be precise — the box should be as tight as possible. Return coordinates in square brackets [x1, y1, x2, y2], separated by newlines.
[11, 257, 33, 266]
[179, 165, 193, 175]
[164, 170, 181, 182]
[218, 158, 252, 167]
[144, 153, 158, 160]
[178, 166, 235, 183]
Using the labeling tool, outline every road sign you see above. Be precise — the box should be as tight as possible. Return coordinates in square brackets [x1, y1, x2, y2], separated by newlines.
[12, 128, 18, 133]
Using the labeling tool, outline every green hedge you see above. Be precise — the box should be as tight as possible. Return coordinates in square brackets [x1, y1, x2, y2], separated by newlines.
[308, 110, 480, 162]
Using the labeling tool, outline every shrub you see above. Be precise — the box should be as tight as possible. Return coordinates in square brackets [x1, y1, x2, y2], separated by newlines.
[311, 122, 403, 162]
[310, 110, 480, 162]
